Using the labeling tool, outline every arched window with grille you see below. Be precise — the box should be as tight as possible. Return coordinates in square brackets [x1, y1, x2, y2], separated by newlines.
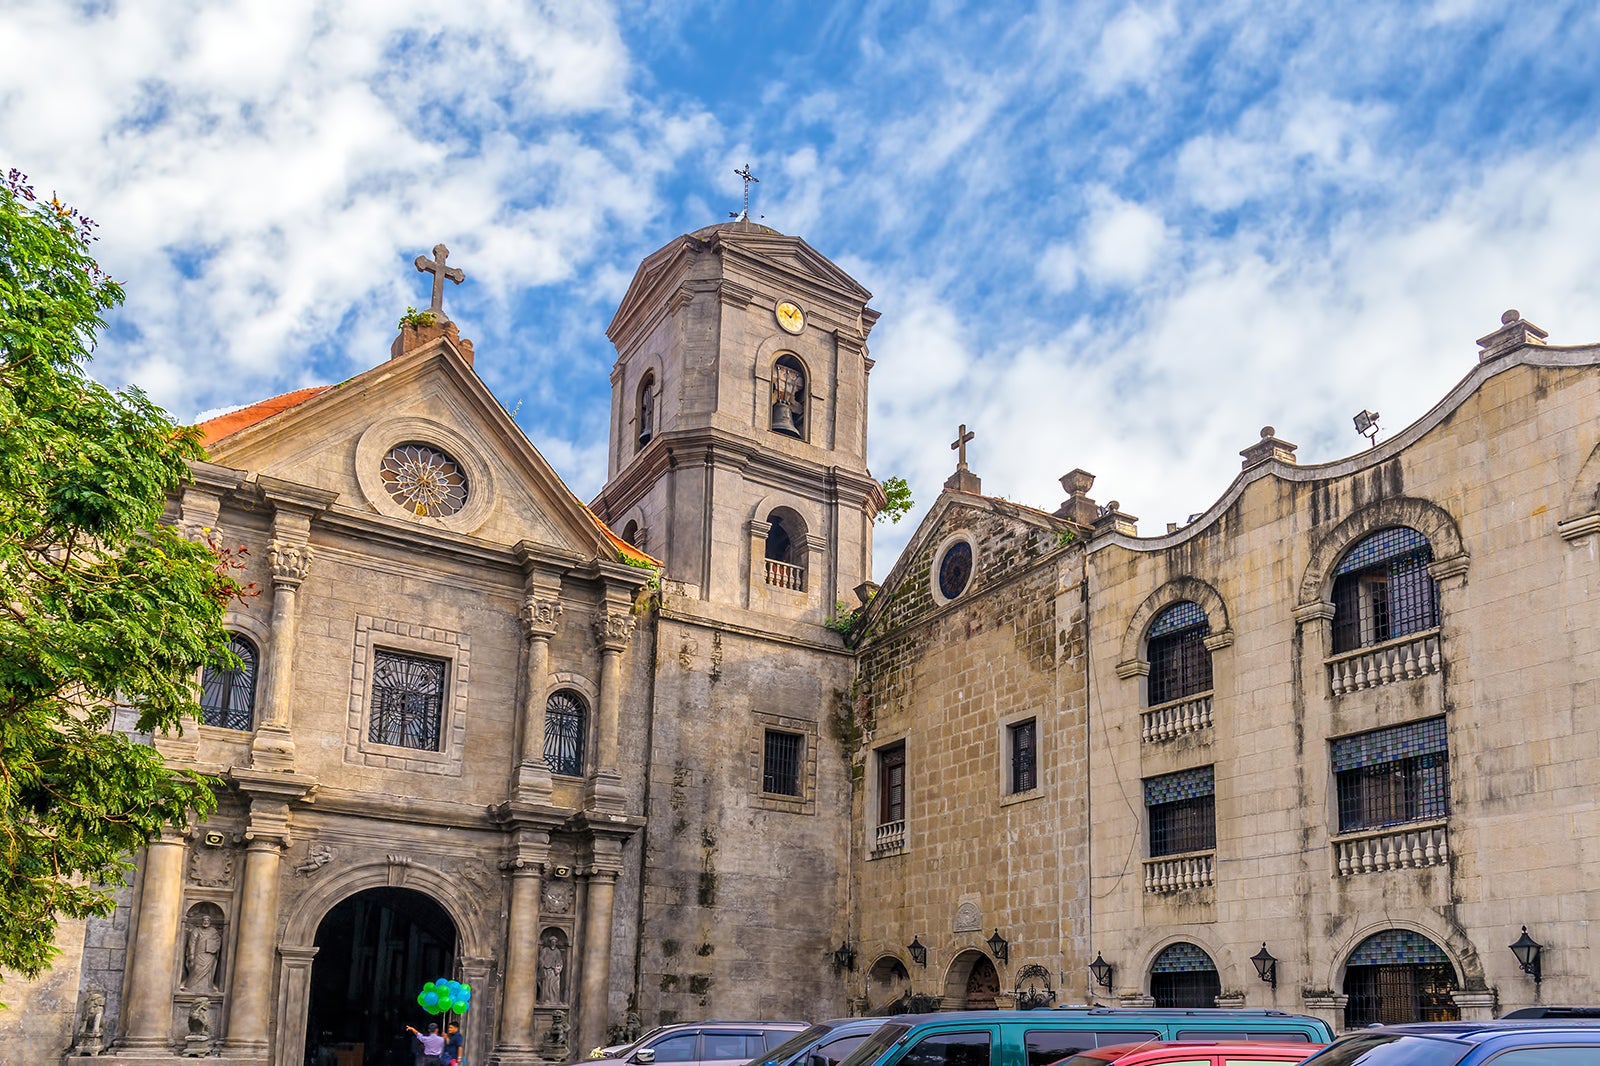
[1149, 942, 1220, 1008]
[1331, 527, 1439, 653]
[636, 372, 656, 449]
[1343, 930, 1459, 1026]
[200, 634, 258, 731]
[544, 690, 588, 777]
[1146, 601, 1212, 705]
[770, 354, 807, 438]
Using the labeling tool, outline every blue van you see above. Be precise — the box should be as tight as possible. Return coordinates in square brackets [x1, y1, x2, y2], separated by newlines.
[837, 1009, 1334, 1066]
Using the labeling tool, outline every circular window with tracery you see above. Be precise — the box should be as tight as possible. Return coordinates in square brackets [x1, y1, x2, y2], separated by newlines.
[938, 540, 973, 600]
[380, 442, 469, 517]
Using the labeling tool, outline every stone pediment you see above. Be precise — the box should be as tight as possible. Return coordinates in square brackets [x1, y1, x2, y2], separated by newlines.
[200, 342, 632, 563]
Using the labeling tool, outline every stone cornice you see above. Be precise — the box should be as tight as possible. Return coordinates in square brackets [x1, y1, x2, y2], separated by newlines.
[255, 475, 340, 515]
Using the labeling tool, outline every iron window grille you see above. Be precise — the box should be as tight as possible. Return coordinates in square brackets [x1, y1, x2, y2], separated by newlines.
[879, 742, 906, 825]
[200, 634, 258, 731]
[1146, 601, 1212, 705]
[1344, 963, 1460, 1026]
[1145, 767, 1216, 856]
[369, 650, 446, 751]
[763, 729, 804, 796]
[1331, 527, 1439, 653]
[1151, 942, 1220, 1008]
[1009, 719, 1037, 794]
[1333, 718, 1449, 832]
[544, 690, 588, 777]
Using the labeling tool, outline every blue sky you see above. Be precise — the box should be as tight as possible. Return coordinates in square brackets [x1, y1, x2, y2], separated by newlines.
[4, 1, 1600, 576]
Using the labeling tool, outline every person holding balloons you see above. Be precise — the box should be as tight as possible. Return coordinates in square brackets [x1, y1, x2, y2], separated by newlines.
[405, 1021, 446, 1066]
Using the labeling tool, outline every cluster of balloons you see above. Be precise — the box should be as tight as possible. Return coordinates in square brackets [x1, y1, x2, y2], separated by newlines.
[417, 978, 473, 1015]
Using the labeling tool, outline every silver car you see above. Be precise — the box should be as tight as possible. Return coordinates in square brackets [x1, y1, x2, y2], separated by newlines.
[586, 1021, 810, 1066]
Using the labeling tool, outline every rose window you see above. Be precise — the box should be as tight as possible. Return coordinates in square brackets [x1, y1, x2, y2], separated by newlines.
[380, 442, 469, 517]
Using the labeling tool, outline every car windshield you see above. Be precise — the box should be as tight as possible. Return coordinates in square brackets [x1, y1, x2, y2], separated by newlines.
[1304, 1034, 1470, 1066]
[750, 1026, 836, 1066]
[838, 1024, 912, 1066]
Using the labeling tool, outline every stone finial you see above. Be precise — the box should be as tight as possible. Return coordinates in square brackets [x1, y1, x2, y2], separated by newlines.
[1240, 426, 1298, 470]
[1476, 308, 1548, 362]
[391, 315, 476, 366]
[1055, 468, 1098, 526]
[944, 424, 982, 494]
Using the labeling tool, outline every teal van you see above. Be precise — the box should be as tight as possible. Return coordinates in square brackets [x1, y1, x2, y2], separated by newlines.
[837, 1009, 1334, 1066]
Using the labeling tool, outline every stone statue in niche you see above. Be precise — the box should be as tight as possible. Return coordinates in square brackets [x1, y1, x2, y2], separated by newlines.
[182, 912, 223, 992]
[545, 1009, 570, 1053]
[537, 932, 566, 1002]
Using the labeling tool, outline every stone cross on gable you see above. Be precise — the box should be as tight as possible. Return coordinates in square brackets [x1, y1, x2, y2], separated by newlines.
[951, 424, 975, 469]
[414, 243, 465, 320]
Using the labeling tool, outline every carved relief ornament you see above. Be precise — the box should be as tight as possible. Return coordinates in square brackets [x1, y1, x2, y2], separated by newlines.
[267, 539, 314, 587]
[520, 596, 563, 639]
[593, 611, 636, 651]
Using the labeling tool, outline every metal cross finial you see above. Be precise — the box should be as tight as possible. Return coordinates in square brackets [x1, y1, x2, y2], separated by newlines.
[414, 243, 466, 320]
[951, 424, 976, 468]
[732, 164, 759, 222]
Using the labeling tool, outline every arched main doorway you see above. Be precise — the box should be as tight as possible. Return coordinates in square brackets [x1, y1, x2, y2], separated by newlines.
[943, 950, 1000, 1009]
[307, 887, 458, 1066]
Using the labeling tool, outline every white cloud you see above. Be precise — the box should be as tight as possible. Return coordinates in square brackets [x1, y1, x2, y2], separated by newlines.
[1086, 3, 1178, 94]
[1037, 242, 1080, 293]
[1081, 193, 1169, 286]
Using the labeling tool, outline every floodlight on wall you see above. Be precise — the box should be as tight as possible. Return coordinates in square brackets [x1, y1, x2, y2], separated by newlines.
[1509, 926, 1543, 984]
[1088, 952, 1114, 990]
[1353, 409, 1381, 448]
[1250, 943, 1278, 990]
[908, 936, 928, 968]
[986, 929, 1009, 963]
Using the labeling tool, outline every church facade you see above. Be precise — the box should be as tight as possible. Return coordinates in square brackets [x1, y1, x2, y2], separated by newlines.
[5, 221, 1600, 1065]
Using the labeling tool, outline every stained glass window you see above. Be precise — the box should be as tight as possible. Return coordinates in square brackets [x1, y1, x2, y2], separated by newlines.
[1146, 767, 1216, 856]
[544, 690, 587, 776]
[200, 634, 257, 731]
[1147, 601, 1212, 705]
[1332, 527, 1438, 652]
[938, 541, 973, 600]
[380, 442, 469, 517]
[1151, 943, 1220, 1008]
[369, 650, 446, 751]
[1334, 718, 1449, 831]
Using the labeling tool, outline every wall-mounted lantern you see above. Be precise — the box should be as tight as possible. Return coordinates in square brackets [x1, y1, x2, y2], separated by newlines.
[986, 929, 1009, 963]
[1250, 943, 1278, 990]
[1089, 952, 1114, 990]
[1509, 926, 1543, 985]
[908, 936, 927, 968]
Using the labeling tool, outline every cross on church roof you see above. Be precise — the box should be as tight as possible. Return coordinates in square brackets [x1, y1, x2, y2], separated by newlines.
[951, 424, 975, 469]
[414, 243, 465, 320]
[731, 163, 759, 222]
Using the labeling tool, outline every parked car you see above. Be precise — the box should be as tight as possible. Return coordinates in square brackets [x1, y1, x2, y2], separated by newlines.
[749, 1018, 899, 1066]
[1301, 1021, 1600, 1065]
[1049, 1040, 1324, 1066]
[1500, 1007, 1600, 1020]
[836, 1007, 1335, 1066]
[587, 1020, 812, 1066]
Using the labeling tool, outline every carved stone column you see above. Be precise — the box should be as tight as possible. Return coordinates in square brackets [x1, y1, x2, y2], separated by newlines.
[493, 846, 548, 1063]
[119, 828, 188, 1049]
[509, 595, 561, 800]
[227, 771, 313, 1058]
[575, 865, 621, 1057]
[251, 538, 313, 771]
[586, 610, 635, 811]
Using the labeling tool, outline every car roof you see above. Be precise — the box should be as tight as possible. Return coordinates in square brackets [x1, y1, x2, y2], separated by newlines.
[1058, 1042, 1321, 1065]
[885, 1010, 1321, 1026]
[1352, 1021, 1600, 1044]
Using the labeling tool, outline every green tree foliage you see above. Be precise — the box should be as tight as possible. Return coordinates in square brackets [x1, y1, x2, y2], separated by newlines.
[877, 475, 913, 524]
[0, 173, 245, 979]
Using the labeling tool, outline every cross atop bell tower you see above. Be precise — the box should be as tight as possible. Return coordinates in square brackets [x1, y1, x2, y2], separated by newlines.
[414, 243, 465, 320]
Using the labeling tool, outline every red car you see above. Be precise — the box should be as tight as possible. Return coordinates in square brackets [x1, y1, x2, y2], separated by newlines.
[1050, 1041, 1325, 1066]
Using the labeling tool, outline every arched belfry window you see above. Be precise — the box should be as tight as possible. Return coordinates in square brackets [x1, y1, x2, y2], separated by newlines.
[1343, 930, 1459, 1026]
[544, 690, 588, 777]
[1331, 527, 1438, 653]
[1146, 601, 1212, 705]
[636, 372, 656, 449]
[763, 508, 806, 591]
[201, 634, 258, 731]
[770, 355, 806, 438]
[1149, 942, 1220, 1008]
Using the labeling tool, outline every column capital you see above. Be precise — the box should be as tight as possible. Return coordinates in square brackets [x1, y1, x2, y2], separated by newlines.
[593, 611, 636, 653]
[268, 539, 314, 589]
[520, 596, 563, 640]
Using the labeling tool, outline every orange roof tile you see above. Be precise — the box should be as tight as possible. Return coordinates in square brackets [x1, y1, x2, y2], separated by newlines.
[588, 506, 662, 568]
[198, 385, 331, 447]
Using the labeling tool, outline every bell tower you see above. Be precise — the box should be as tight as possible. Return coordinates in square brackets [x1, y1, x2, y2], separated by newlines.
[592, 219, 884, 624]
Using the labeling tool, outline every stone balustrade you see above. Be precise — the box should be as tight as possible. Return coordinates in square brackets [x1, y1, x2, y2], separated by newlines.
[1143, 851, 1214, 893]
[1334, 820, 1448, 876]
[1141, 692, 1214, 743]
[1327, 629, 1442, 695]
[873, 820, 906, 855]
[765, 559, 805, 591]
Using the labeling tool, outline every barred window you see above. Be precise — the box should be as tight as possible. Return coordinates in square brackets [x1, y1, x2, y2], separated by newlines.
[1331, 527, 1439, 653]
[1146, 601, 1212, 705]
[200, 634, 258, 731]
[1145, 766, 1216, 857]
[1150, 942, 1221, 1008]
[1343, 931, 1459, 1026]
[1008, 719, 1037, 794]
[1334, 717, 1449, 832]
[544, 690, 588, 777]
[369, 650, 446, 751]
[763, 729, 803, 796]
[879, 742, 906, 825]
